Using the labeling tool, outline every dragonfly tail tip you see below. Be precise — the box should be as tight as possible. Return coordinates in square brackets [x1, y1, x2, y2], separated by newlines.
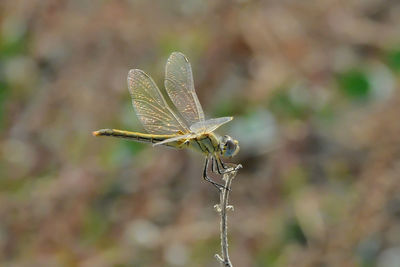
[92, 131, 100, 136]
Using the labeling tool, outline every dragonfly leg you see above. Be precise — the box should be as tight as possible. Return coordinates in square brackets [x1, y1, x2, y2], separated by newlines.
[211, 156, 218, 173]
[211, 156, 225, 175]
[218, 156, 228, 170]
[216, 156, 241, 174]
[212, 156, 224, 175]
[217, 156, 233, 174]
[203, 157, 226, 191]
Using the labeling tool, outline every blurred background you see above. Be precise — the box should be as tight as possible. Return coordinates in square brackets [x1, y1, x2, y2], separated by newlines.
[1, 0, 400, 266]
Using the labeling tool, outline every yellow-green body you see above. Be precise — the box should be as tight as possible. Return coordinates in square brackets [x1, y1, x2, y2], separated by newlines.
[93, 129, 221, 155]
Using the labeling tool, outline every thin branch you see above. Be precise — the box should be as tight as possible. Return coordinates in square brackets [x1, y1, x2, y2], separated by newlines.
[214, 164, 242, 267]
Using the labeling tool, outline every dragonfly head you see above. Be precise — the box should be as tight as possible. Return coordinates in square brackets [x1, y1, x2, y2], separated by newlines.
[220, 135, 240, 158]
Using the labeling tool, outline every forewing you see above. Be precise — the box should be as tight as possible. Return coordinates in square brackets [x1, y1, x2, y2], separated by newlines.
[190, 117, 233, 134]
[128, 69, 189, 134]
[164, 52, 205, 126]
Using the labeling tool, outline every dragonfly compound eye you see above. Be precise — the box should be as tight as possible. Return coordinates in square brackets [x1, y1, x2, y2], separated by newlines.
[222, 136, 239, 158]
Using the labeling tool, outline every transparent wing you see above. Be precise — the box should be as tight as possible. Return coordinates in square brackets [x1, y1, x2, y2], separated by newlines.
[128, 69, 189, 134]
[152, 133, 192, 147]
[190, 117, 233, 134]
[164, 52, 205, 126]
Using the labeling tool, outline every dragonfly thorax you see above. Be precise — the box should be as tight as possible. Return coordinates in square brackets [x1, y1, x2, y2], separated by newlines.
[185, 133, 238, 158]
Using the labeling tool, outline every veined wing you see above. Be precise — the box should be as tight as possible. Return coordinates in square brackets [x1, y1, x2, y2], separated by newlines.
[128, 69, 189, 134]
[190, 117, 233, 134]
[152, 133, 193, 146]
[164, 52, 205, 126]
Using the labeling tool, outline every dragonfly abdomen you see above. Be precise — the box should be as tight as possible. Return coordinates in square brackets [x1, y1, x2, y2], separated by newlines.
[92, 129, 176, 145]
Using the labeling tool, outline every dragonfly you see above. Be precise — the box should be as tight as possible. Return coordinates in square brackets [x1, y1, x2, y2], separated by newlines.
[93, 52, 240, 190]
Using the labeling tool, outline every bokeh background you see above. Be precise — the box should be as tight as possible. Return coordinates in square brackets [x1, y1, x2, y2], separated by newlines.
[1, 0, 400, 266]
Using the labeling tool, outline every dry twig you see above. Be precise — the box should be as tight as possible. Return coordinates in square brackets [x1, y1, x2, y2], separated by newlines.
[214, 164, 242, 267]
